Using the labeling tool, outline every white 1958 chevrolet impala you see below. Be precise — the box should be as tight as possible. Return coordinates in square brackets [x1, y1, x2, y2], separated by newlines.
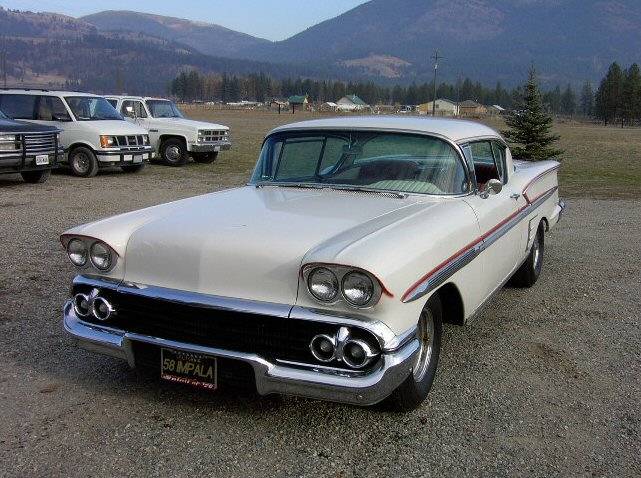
[61, 116, 564, 411]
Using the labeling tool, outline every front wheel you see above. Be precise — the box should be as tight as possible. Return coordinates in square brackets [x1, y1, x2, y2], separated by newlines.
[388, 293, 443, 412]
[160, 138, 188, 166]
[510, 222, 545, 287]
[192, 152, 218, 164]
[21, 169, 51, 183]
[68, 146, 98, 177]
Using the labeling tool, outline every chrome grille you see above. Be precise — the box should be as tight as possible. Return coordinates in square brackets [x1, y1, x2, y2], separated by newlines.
[114, 135, 145, 147]
[199, 130, 228, 142]
[24, 132, 57, 155]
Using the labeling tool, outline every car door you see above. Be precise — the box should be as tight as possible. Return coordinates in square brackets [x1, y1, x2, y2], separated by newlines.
[462, 140, 523, 299]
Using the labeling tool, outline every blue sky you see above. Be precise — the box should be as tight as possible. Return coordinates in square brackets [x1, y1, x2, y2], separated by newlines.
[1, 0, 371, 41]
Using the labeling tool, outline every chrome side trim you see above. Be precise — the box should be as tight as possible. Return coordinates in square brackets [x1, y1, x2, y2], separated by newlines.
[402, 187, 557, 303]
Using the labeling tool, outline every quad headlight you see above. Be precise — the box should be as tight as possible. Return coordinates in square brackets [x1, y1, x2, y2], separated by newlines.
[304, 265, 383, 308]
[307, 267, 339, 302]
[64, 237, 116, 272]
[67, 239, 88, 267]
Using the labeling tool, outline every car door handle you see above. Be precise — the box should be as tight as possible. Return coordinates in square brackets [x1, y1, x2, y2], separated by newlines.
[510, 193, 521, 200]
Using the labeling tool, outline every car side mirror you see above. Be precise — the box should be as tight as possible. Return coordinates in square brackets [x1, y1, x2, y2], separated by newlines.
[479, 178, 503, 199]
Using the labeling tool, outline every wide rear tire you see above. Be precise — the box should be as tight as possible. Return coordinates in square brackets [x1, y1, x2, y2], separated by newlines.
[510, 222, 545, 287]
[21, 169, 51, 183]
[192, 152, 218, 164]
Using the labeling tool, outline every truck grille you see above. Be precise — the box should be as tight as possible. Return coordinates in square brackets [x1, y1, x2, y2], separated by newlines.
[24, 132, 57, 155]
[199, 130, 228, 143]
[74, 285, 341, 366]
[114, 135, 146, 147]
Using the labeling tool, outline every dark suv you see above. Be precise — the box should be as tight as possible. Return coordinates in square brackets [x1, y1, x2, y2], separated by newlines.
[0, 108, 62, 183]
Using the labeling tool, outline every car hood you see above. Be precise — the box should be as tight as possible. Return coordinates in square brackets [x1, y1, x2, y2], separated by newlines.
[150, 117, 228, 130]
[66, 186, 440, 304]
[76, 120, 148, 135]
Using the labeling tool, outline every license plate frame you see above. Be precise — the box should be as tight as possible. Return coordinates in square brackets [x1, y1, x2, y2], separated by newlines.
[160, 348, 217, 390]
[35, 154, 49, 166]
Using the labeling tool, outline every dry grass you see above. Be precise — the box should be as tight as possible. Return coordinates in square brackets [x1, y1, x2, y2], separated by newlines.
[180, 107, 641, 199]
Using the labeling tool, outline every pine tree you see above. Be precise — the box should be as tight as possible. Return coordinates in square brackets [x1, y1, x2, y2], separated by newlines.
[579, 81, 594, 117]
[502, 67, 562, 161]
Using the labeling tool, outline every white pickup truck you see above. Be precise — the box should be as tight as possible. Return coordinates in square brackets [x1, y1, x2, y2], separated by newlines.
[106, 96, 231, 166]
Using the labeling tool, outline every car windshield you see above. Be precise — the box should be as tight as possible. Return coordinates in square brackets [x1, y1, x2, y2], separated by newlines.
[250, 130, 469, 195]
[65, 96, 122, 121]
[146, 100, 183, 118]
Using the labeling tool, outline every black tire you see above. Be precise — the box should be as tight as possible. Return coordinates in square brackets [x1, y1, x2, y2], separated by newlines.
[192, 152, 219, 164]
[388, 293, 443, 412]
[68, 146, 98, 177]
[510, 222, 545, 287]
[120, 163, 145, 173]
[21, 169, 51, 183]
[160, 138, 188, 166]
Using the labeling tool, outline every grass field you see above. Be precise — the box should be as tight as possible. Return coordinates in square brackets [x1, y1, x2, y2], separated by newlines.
[181, 106, 641, 199]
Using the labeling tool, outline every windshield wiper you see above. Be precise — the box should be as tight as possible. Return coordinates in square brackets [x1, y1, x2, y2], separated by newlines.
[255, 182, 407, 198]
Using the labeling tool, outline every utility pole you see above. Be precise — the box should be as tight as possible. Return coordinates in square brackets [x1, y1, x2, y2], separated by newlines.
[431, 49, 442, 116]
[2, 36, 6, 88]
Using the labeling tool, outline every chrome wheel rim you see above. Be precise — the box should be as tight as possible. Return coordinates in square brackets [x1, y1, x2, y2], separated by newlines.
[533, 234, 542, 274]
[73, 153, 89, 173]
[413, 307, 435, 381]
[166, 145, 181, 161]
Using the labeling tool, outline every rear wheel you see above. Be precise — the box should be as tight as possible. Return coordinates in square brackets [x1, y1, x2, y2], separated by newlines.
[388, 293, 442, 412]
[68, 146, 98, 177]
[192, 152, 218, 164]
[160, 138, 188, 166]
[511, 222, 545, 287]
[21, 169, 51, 183]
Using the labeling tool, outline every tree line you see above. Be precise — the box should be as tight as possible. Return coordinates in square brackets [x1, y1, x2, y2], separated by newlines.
[595, 62, 641, 126]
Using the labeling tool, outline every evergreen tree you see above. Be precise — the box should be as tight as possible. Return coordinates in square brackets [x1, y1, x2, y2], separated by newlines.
[623, 63, 641, 125]
[561, 84, 576, 116]
[595, 62, 625, 126]
[579, 81, 594, 117]
[502, 67, 562, 161]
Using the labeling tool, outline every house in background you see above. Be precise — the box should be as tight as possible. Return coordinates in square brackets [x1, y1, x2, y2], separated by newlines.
[487, 104, 506, 115]
[459, 100, 487, 116]
[418, 98, 459, 116]
[336, 94, 369, 112]
[320, 101, 339, 112]
[288, 95, 309, 113]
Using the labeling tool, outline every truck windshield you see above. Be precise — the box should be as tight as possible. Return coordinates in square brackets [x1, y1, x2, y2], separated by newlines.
[251, 130, 469, 195]
[146, 100, 184, 118]
[65, 97, 122, 121]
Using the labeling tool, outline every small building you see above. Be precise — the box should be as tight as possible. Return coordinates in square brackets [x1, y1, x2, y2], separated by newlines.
[288, 95, 309, 113]
[336, 94, 369, 112]
[487, 104, 506, 115]
[320, 102, 339, 112]
[418, 98, 459, 117]
[459, 100, 487, 117]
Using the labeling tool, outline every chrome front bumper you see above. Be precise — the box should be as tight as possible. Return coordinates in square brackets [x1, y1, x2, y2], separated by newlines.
[190, 141, 232, 153]
[64, 301, 418, 406]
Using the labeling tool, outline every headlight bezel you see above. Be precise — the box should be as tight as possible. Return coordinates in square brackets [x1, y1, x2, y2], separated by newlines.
[63, 236, 117, 272]
[303, 264, 384, 309]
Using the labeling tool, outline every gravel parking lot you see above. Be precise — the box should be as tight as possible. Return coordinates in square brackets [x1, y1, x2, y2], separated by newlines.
[0, 166, 639, 478]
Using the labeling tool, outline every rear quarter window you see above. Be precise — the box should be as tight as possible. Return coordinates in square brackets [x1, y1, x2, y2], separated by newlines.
[0, 94, 37, 119]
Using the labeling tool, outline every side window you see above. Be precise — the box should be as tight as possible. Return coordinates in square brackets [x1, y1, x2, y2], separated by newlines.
[37, 96, 71, 121]
[468, 140, 501, 186]
[491, 141, 507, 183]
[0, 94, 37, 119]
[106, 99, 117, 108]
[120, 100, 147, 118]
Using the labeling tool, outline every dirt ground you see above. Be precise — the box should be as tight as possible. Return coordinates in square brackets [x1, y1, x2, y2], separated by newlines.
[0, 121, 639, 477]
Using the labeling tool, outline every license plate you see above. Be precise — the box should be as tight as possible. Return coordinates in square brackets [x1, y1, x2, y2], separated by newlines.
[35, 154, 49, 165]
[161, 348, 217, 390]
[133, 155, 143, 163]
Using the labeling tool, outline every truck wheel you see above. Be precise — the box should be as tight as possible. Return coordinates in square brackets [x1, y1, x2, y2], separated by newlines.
[387, 293, 442, 412]
[120, 164, 145, 173]
[160, 139, 188, 166]
[510, 222, 545, 287]
[69, 147, 98, 177]
[21, 169, 51, 183]
[192, 152, 218, 164]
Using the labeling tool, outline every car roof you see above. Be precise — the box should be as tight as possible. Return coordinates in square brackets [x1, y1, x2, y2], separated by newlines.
[269, 116, 503, 143]
[0, 89, 103, 97]
[105, 95, 170, 101]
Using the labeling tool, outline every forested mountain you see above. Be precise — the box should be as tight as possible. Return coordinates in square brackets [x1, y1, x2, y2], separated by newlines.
[82, 10, 269, 58]
[0, 9, 324, 95]
[233, 0, 641, 87]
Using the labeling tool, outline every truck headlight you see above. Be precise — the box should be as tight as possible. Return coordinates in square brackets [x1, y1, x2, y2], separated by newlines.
[100, 135, 116, 148]
[0, 134, 17, 151]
